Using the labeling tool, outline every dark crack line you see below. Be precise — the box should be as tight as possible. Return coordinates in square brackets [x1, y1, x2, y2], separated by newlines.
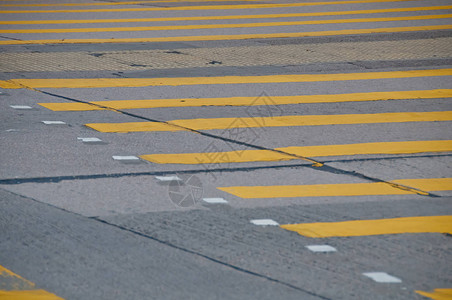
[0, 35, 23, 41]
[0, 163, 314, 185]
[0, 187, 330, 299]
[92, 217, 332, 300]
[19, 88, 438, 197]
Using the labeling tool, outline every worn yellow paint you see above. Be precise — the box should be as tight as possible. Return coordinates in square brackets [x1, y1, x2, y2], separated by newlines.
[2, 6, 450, 25]
[1, 25, 451, 45]
[140, 140, 452, 164]
[0, 0, 264, 7]
[0, 265, 34, 288]
[38, 89, 452, 111]
[3, 68, 451, 89]
[0, 265, 63, 299]
[3, 14, 451, 34]
[85, 111, 452, 133]
[0, 0, 418, 13]
[416, 289, 452, 300]
[0, 290, 64, 299]
[217, 178, 452, 199]
[280, 215, 452, 237]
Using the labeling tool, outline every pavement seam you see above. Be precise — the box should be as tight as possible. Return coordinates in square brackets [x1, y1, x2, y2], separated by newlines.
[0, 81, 439, 197]
[0, 154, 451, 185]
[92, 217, 333, 300]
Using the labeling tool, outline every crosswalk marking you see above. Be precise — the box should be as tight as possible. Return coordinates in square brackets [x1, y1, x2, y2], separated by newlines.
[280, 215, 452, 237]
[416, 288, 452, 300]
[0, 265, 63, 299]
[2, 6, 451, 25]
[38, 89, 452, 111]
[0, 0, 419, 14]
[3, 69, 451, 89]
[85, 111, 452, 133]
[4, 14, 451, 34]
[140, 140, 452, 164]
[0, 0, 265, 7]
[0, 290, 64, 299]
[2, 25, 452, 45]
[217, 178, 452, 199]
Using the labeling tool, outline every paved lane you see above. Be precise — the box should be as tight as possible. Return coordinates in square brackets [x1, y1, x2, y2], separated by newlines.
[0, 0, 451, 299]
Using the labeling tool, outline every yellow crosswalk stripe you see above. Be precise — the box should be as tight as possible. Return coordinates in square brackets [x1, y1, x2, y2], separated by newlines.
[140, 140, 452, 164]
[1, 25, 451, 45]
[280, 215, 452, 237]
[217, 178, 452, 198]
[3, 14, 451, 34]
[2, 68, 451, 89]
[0, 265, 63, 299]
[2, 6, 450, 25]
[0, 265, 35, 288]
[38, 89, 452, 111]
[0, 290, 64, 299]
[85, 111, 452, 133]
[0, 0, 418, 13]
[416, 289, 452, 300]
[0, 0, 265, 7]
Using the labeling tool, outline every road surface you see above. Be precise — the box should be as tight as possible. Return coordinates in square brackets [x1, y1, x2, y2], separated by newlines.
[0, 0, 451, 299]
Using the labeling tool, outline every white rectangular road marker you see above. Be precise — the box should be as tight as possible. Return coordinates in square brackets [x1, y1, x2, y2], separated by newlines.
[77, 137, 102, 143]
[155, 176, 181, 182]
[203, 198, 228, 204]
[112, 155, 140, 161]
[250, 219, 279, 226]
[10, 105, 32, 109]
[306, 245, 337, 253]
[42, 121, 66, 125]
[363, 272, 402, 283]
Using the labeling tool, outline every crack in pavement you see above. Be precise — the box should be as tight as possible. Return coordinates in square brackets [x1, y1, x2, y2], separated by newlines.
[92, 217, 333, 300]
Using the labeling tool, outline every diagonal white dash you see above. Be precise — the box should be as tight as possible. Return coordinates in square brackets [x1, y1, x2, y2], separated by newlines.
[250, 219, 279, 226]
[306, 245, 337, 253]
[203, 198, 228, 204]
[42, 121, 66, 125]
[363, 272, 402, 283]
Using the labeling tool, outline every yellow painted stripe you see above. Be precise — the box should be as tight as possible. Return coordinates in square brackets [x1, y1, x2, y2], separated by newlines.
[280, 215, 452, 237]
[0, 0, 418, 13]
[218, 178, 452, 199]
[416, 289, 452, 300]
[140, 140, 452, 164]
[0, 290, 64, 299]
[1, 25, 450, 45]
[2, 6, 450, 25]
[0, 265, 34, 288]
[0, 265, 63, 299]
[85, 111, 452, 133]
[3, 68, 451, 89]
[3, 15, 451, 34]
[39, 89, 452, 111]
[0, 0, 264, 7]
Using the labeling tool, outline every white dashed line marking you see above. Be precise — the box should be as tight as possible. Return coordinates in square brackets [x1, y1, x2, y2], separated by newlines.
[77, 137, 102, 143]
[306, 245, 337, 253]
[363, 272, 402, 283]
[112, 155, 140, 161]
[155, 176, 181, 182]
[42, 121, 66, 125]
[250, 219, 279, 226]
[10, 105, 32, 109]
[5, 129, 19, 132]
[203, 197, 228, 204]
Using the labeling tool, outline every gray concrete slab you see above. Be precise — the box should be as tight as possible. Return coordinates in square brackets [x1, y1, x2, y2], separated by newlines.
[0, 188, 314, 300]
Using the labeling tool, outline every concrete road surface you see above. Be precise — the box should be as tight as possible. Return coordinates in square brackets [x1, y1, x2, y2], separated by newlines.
[0, 0, 451, 299]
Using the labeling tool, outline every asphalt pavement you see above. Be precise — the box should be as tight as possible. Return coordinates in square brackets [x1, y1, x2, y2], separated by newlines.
[0, 0, 451, 299]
